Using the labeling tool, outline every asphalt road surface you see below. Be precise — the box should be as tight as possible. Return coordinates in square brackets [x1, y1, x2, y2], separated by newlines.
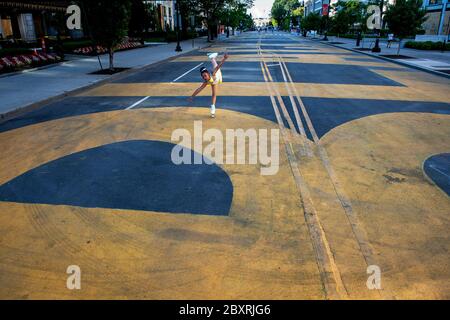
[0, 32, 449, 299]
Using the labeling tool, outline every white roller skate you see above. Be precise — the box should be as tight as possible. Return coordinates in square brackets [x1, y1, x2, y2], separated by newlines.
[207, 52, 218, 60]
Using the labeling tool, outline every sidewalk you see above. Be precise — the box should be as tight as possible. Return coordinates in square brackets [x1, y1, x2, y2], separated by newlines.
[317, 35, 450, 76]
[0, 36, 210, 116]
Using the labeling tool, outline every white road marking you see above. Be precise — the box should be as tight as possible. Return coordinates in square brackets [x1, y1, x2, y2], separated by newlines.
[125, 96, 151, 110]
[171, 62, 204, 83]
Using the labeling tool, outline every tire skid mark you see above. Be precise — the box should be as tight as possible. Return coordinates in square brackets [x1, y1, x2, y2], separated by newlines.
[25, 205, 165, 292]
[278, 41, 394, 299]
[258, 36, 347, 300]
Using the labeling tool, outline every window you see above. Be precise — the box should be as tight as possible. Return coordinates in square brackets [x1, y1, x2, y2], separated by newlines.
[1, 16, 14, 38]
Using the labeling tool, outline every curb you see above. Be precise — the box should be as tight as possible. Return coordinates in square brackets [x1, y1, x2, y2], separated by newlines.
[0, 40, 212, 124]
[315, 39, 450, 80]
[0, 59, 68, 79]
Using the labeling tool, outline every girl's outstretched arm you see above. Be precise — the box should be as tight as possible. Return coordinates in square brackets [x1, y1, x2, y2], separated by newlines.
[212, 53, 229, 76]
[188, 82, 207, 102]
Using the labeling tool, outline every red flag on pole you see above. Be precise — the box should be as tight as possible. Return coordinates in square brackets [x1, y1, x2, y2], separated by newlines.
[322, 4, 329, 16]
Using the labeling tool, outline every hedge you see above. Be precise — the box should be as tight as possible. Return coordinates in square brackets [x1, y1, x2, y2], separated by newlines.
[404, 41, 450, 50]
[326, 33, 385, 39]
[62, 40, 94, 52]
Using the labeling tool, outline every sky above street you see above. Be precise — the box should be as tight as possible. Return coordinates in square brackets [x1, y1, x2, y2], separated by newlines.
[249, 0, 273, 18]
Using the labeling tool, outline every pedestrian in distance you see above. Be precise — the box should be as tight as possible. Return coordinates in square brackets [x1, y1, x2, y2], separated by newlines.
[387, 33, 394, 48]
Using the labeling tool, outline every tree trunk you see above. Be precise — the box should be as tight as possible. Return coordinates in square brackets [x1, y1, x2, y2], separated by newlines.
[109, 49, 114, 72]
[212, 24, 217, 40]
[207, 27, 212, 42]
[397, 39, 402, 56]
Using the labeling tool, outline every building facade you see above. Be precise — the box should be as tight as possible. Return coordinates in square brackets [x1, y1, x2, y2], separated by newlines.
[144, 0, 177, 32]
[422, 0, 450, 37]
[303, 0, 449, 39]
[253, 17, 271, 28]
[0, 1, 73, 42]
[0, 1, 182, 43]
[304, 0, 335, 16]
[304, 0, 398, 16]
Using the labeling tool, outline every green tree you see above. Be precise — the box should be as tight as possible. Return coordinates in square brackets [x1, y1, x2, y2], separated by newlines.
[271, 0, 301, 31]
[179, 0, 203, 37]
[189, 0, 225, 41]
[320, 15, 330, 36]
[241, 12, 255, 30]
[219, 0, 254, 35]
[384, 0, 427, 55]
[301, 13, 321, 34]
[186, 0, 253, 41]
[128, 0, 153, 41]
[81, 0, 131, 72]
[271, 0, 288, 28]
[330, 9, 351, 35]
[292, 6, 304, 27]
[271, 18, 278, 28]
[330, 0, 367, 36]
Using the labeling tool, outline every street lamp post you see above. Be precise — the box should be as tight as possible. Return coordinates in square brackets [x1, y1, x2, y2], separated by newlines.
[372, 34, 381, 52]
[371, 0, 384, 53]
[175, 0, 182, 52]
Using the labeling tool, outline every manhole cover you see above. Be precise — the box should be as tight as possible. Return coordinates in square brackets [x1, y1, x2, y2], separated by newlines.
[353, 48, 372, 51]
